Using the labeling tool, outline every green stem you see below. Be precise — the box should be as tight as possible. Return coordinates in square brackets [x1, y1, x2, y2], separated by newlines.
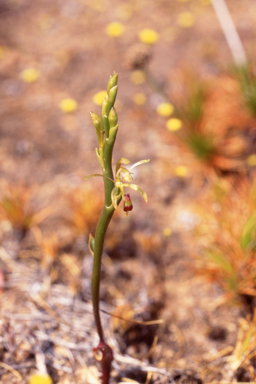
[91, 204, 115, 341]
[91, 134, 120, 342]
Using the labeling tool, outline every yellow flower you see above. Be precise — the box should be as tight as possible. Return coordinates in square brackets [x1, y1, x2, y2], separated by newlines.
[200, 0, 211, 5]
[133, 93, 147, 105]
[177, 12, 195, 28]
[105, 22, 125, 37]
[157, 102, 174, 117]
[162, 27, 177, 42]
[29, 373, 53, 384]
[130, 70, 146, 85]
[247, 154, 256, 167]
[115, 4, 133, 20]
[166, 118, 182, 131]
[93, 90, 108, 106]
[0, 46, 6, 59]
[59, 98, 78, 113]
[163, 227, 172, 237]
[38, 15, 54, 30]
[20, 68, 40, 83]
[88, 0, 107, 12]
[138, 29, 159, 45]
[174, 165, 188, 177]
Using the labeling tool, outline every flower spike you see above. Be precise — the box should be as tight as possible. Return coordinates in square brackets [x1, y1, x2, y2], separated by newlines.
[85, 72, 150, 384]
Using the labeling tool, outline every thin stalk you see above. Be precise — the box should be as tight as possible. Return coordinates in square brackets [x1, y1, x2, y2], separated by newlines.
[91, 128, 119, 342]
[211, 0, 247, 66]
[91, 205, 115, 341]
[89, 72, 149, 384]
[89, 73, 120, 384]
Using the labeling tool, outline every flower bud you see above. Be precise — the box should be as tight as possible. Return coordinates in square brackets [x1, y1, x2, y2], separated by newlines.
[108, 107, 118, 128]
[107, 72, 118, 92]
[102, 96, 110, 137]
[102, 96, 109, 118]
[123, 193, 133, 213]
[90, 112, 104, 147]
[107, 85, 118, 112]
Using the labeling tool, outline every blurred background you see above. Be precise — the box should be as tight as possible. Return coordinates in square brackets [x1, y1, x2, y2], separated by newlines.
[1, 0, 256, 383]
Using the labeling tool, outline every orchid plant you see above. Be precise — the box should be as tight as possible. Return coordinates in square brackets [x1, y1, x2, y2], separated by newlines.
[86, 72, 149, 384]
[85, 157, 149, 216]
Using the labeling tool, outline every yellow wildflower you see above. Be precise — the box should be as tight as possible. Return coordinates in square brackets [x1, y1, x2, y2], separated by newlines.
[93, 90, 107, 106]
[133, 93, 147, 105]
[162, 27, 177, 42]
[174, 165, 188, 177]
[59, 98, 78, 113]
[0, 46, 6, 59]
[177, 12, 195, 28]
[29, 373, 53, 384]
[163, 228, 172, 237]
[200, 0, 211, 5]
[157, 102, 174, 117]
[247, 154, 256, 167]
[130, 70, 146, 85]
[20, 68, 40, 83]
[138, 29, 159, 45]
[38, 15, 54, 30]
[166, 118, 182, 131]
[115, 4, 133, 20]
[105, 22, 125, 37]
[88, 0, 107, 12]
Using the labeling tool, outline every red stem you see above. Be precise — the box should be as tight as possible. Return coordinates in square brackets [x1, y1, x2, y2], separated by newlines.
[93, 341, 113, 384]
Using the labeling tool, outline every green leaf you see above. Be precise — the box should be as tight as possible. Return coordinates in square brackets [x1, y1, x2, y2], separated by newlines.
[185, 132, 215, 161]
[240, 214, 256, 250]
